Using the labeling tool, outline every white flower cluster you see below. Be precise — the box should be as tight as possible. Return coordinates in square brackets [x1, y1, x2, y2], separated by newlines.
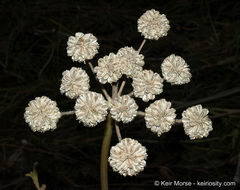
[108, 138, 147, 176]
[138, 9, 170, 40]
[110, 95, 138, 123]
[161, 54, 191, 85]
[145, 99, 176, 136]
[74, 91, 108, 127]
[117, 47, 145, 78]
[24, 9, 213, 178]
[182, 105, 213, 140]
[24, 96, 61, 132]
[94, 53, 122, 84]
[132, 70, 163, 102]
[60, 67, 90, 99]
[67, 32, 99, 62]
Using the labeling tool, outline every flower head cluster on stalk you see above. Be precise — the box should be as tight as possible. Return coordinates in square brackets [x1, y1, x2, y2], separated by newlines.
[24, 9, 213, 177]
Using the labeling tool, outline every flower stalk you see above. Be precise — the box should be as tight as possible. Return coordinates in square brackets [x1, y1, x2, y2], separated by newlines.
[115, 122, 122, 141]
[112, 82, 123, 142]
[100, 113, 113, 190]
[61, 111, 75, 116]
[87, 61, 111, 101]
[138, 39, 146, 52]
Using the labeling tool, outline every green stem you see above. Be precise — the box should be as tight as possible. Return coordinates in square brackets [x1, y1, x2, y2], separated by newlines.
[100, 114, 113, 190]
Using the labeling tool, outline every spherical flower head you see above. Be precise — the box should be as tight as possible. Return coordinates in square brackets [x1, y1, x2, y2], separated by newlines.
[182, 105, 213, 140]
[108, 138, 147, 176]
[67, 32, 99, 62]
[94, 53, 122, 84]
[60, 67, 90, 99]
[132, 70, 163, 102]
[137, 9, 170, 40]
[74, 91, 108, 127]
[117, 47, 145, 78]
[24, 96, 61, 132]
[161, 54, 191, 85]
[110, 95, 138, 123]
[145, 99, 176, 136]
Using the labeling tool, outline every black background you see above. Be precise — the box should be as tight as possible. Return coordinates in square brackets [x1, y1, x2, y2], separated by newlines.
[0, 0, 240, 189]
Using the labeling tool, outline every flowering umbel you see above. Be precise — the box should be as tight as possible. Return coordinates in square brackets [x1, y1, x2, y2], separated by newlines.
[24, 9, 213, 180]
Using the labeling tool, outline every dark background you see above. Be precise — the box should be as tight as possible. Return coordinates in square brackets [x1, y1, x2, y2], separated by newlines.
[1, 0, 240, 189]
